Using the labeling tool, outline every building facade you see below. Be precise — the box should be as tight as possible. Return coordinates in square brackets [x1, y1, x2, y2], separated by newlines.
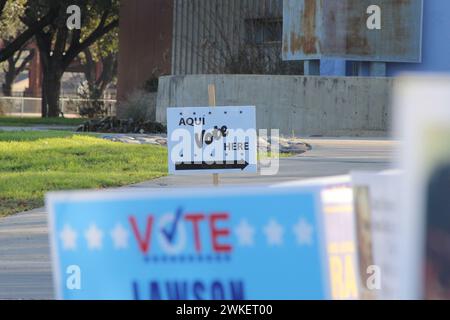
[117, 0, 450, 100]
[171, 0, 284, 75]
[116, 0, 174, 102]
[117, 0, 293, 101]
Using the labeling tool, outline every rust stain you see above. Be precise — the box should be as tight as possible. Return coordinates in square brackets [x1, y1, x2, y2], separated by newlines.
[287, 0, 318, 55]
[343, 0, 416, 56]
[344, 0, 370, 55]
[285, 0, 421, 61]
[301, 0, 318, 53]
[322, 0, 342, 53]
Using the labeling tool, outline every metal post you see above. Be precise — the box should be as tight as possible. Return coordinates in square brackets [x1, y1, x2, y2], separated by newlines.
[61, 89, 65, 115]
[304, 60, 320, 76]
[369, 62, 387, 77]
[21, 93, 25, 118]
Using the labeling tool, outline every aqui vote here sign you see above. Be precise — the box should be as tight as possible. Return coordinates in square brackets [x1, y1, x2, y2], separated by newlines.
[47, 187, 331, 300]
[167, 106, 257, 174]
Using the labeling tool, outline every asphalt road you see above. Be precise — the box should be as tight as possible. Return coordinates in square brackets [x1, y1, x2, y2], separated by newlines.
[0, 138, 395, 299]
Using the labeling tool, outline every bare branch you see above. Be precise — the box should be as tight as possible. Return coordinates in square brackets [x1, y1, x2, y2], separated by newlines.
[0, 7, 56, 62]
[12, 47, 25, 65]
[16, 49, 34, 75]
[63, 17, 118, 69]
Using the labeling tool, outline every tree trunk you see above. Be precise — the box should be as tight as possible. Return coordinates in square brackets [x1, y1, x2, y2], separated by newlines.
[41, 66, 63, 117]
[2, 56, 15, 96]
[1, 47, 34, 97]
[2, 82, 12, 97]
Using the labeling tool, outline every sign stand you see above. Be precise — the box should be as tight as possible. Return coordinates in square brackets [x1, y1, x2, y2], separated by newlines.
[208, 84, 220, 187]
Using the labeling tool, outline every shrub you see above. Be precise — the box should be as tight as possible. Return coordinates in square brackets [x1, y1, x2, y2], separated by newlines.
[120, 90, 156, 122]
[0, 99, 13, 116]
[78, 100, 108, 119]
[76, 82, 109, 118]
[143, 76, 159, 93]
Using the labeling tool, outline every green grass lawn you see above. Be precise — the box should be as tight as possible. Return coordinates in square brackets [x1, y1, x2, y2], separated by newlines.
[0, 116, 86, 127]
[0, 131, 167, 217]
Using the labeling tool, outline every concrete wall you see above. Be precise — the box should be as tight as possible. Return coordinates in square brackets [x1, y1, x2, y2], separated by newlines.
[157, 75, 394, 137]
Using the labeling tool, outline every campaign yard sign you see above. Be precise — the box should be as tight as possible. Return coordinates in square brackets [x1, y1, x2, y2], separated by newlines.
[167, 106, 257, 175]
[46, 187, 331, 300]
[275, 176, 360, 300]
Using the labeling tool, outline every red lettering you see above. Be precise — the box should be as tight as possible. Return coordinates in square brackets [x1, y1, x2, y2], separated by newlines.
[129, 215, 153, 254]
[184, 214, 205, 252]
[209, 213, 232, 253]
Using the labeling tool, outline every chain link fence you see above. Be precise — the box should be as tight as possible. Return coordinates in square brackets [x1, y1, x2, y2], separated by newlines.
[0, 95, 117, 117]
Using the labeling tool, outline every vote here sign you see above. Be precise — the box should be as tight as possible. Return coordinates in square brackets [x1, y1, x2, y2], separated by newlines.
[167, 106, 257, 174]
[46, 187, 330, 300]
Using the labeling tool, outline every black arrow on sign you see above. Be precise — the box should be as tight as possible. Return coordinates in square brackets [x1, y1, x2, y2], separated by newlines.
[175, 160, 249, 171]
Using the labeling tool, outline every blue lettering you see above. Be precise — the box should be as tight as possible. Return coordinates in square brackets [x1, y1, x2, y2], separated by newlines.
[132, 281, 140, 300]
[193, 281, 205, 300]
[131, 280, 245, 300]
[166, 281, 188, 300]
[211, 281, 225, 300]
[230, 281, 245, 300]
[150, 281, 162, 300]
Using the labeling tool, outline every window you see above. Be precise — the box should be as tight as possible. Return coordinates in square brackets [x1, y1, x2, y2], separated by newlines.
[245, 18, 283, 45]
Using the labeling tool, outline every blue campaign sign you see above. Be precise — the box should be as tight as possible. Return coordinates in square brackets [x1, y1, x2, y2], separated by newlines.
[46, 187, 330, 300]
[167, 106, 257, 175]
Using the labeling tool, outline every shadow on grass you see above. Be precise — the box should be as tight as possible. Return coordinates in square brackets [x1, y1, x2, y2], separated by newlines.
[0, 116, 86, 127]
[0, 130, 96, 142]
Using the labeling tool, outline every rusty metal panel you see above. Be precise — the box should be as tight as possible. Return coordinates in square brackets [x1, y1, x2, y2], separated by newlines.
[283, 0, 423, 63]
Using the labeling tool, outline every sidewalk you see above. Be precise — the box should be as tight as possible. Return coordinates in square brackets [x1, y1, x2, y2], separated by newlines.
[0, 125, 77, 132]
[0, 208, 52, 299]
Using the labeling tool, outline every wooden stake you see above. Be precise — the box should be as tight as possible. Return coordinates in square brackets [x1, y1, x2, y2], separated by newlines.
[208, 84, 216, 107]
[208, 84, 219, 186]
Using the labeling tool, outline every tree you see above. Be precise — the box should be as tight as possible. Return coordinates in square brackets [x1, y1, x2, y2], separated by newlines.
[1, 47, 35, 96]
[78, 26, 118, 117]
[0, 0, 35, 96]
[23, 0, 119, 117]
[0, 0, 55, 63]
[77, 51, 117, 118]
[81, 11, 118, 97]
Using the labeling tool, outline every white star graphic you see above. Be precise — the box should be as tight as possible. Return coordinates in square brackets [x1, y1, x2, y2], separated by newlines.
[84, 224, 103, 250]
[263, 219, 284, 246]
[293, 218, 314, 246]
[110, 223, 129, 249]
[59, 225, 77, 251]
[235, 219, 255, 247]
